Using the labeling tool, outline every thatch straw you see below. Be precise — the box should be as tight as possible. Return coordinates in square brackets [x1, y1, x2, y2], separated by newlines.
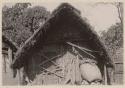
[12, 3, 113, 69]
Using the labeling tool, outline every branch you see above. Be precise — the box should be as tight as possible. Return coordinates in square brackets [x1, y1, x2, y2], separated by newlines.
[39, 54, 62, 66]
[41, 54, 62, 68]
[116, 3, 122, 23]
[40, 66, 64, 78]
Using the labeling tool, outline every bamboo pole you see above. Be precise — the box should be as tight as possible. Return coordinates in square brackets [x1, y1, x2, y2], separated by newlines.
[18, 69, 21, 85]
[66, 42, 96, 58]
[8, 48, 12, 65]
[104, 65, 108, 85]
[8, 47, 14, 77]
[67, 42, 98, 52]
[3, 54, 6, 73]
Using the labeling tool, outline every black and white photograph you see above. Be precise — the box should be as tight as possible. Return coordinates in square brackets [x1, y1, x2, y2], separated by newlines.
[2, 1, 123, 85]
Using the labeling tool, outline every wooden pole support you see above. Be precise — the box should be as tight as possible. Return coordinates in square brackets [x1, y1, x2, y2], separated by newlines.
[104, 65, 108, 85]
[18, 69, 21, 85]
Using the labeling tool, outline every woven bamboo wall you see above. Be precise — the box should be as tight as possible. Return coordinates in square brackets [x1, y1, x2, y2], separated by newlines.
[113, 48, 123, 84]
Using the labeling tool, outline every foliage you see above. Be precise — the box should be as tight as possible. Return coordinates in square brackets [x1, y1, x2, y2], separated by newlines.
[2, 3, 50, 47]
[101, 22, 123, 59]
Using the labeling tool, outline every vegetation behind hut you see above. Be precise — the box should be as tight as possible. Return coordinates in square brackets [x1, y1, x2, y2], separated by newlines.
[101, 22, 123, 84]
[2, 3, 50, 47]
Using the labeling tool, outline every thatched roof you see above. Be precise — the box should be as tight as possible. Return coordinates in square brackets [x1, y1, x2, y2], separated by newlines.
[2, 35, 18, 52]
[12, 3, 113, 69]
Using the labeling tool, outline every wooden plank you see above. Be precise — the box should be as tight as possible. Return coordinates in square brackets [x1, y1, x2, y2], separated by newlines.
[115, 64, 123, 72]
[114, 73, 123, 84]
